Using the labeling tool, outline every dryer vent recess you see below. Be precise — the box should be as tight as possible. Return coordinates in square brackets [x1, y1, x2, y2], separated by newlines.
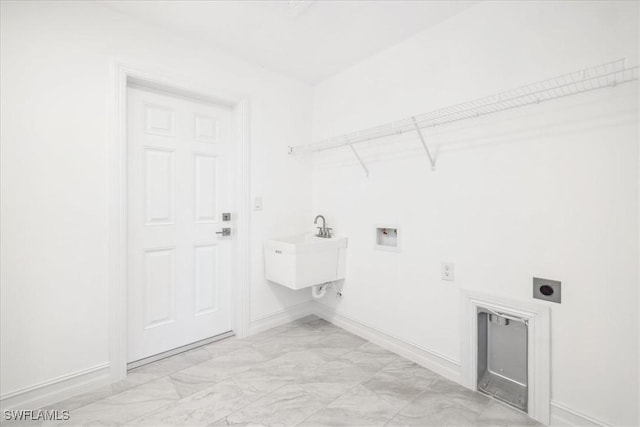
[532, 277, 561, 303]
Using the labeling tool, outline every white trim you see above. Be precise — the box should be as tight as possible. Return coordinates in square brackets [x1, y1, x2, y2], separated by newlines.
[0, 363, 110, 411]
[127, 331, 235, 370]
[312, 301, 618, 427]
[313, 302, 461, 383]
[550, 401, 610, 427]
[108, 60, 129, 384]
[108, 61, 252, 384]
[0, 302, 608, 427]
[249, 301, 316, 336]
[551, 400, 610, 427]
[232, 97, 252, 338]
[461, 290, 550, 425]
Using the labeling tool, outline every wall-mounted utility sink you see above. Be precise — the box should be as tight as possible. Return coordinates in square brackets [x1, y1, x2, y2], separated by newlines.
[264, 234, 347, 290]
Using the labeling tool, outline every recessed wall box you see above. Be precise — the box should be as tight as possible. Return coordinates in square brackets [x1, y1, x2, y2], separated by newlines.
[374, 225, 400, 252]
[477, 307, 528, 412]
[532, 277, 561, 303]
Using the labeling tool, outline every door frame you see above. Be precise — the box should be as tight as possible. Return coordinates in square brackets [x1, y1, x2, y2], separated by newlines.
[107, 61, 251, 382]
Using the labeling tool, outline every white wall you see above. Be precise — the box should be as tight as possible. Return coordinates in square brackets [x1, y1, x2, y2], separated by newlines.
[311, 1, 639, 426]
[2, 1, 639, 423]
[0, 1, 312, 400]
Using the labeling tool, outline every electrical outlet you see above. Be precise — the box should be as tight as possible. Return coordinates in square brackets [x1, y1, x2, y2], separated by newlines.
[533, 277, 561, 303]
[254, 197, 262, 211]
[441, 263, 454, 281]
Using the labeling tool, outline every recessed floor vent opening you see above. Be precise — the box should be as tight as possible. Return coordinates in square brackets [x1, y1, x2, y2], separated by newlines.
[477, 308, 528, 412]
[462, 291, 550, 424]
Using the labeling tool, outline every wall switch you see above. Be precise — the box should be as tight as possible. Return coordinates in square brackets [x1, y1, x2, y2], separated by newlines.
[254, 197, 262, 211]
[441, 263, 454, 281]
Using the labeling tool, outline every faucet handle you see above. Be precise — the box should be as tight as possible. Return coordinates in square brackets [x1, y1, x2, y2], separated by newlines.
[316, 227, 323, 237]
[325, 228, 333, 238]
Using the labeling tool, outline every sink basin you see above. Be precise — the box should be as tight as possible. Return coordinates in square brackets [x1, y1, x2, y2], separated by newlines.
[264, 234, 347, 290]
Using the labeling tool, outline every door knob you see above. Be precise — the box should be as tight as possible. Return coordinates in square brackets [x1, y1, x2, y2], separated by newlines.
[216, 228, 231, 237]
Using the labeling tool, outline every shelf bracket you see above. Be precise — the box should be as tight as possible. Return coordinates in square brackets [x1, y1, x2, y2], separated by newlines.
[348, 143, 369, 177]
[411, 117, 436, 171]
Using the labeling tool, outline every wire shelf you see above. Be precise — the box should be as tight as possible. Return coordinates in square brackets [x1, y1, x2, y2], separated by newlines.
[289, 59, 639, 173]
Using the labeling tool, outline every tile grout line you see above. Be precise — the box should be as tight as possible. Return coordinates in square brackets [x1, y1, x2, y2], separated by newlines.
[126, 343, 292, 426]
[43, 320, 314, 422]
[293, 379, 366, 426]
[381, 386, 432, 427]
[44, 339, 243, 416]
[294, 341, 396, 426]
[55, 320, 346, 423]
[219, 323, 366, 426]
[210, 319, 344, 425]
[34, 317, 531, 427]
[231, 341, 345, 425]
[210, 381, 292, 425]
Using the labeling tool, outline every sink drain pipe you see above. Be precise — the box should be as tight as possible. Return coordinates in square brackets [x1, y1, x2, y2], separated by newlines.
[312, 282, 332, 299]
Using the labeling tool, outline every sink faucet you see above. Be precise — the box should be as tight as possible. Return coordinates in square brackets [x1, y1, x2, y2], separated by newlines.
[314, 215, 332, 238]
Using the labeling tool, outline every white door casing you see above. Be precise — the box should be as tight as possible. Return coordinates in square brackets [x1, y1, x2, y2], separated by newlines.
[126, 86, 233, 362]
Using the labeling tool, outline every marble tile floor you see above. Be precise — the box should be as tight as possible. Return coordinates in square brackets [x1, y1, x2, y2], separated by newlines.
[13, 316, 541, 426]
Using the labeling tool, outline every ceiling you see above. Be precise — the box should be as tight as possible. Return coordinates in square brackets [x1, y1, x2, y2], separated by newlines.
[100, 0, 477, 84]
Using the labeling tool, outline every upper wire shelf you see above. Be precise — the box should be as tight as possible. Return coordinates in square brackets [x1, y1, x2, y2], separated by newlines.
[288, 59, 639, 175]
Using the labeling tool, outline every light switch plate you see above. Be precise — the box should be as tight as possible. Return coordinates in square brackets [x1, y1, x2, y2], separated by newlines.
[441, 263, 454, 281]
[254, 197, 262, 211]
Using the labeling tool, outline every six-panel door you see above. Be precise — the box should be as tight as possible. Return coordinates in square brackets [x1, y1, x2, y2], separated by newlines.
[126, 86, 233, 363]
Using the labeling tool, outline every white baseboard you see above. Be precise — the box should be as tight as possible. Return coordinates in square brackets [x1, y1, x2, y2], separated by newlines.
[312, 302, 462, 384]
[0, 305, 616, 427]
[0, 301, 315, 412]
[311, 303, 619, 427]
[248, 300, 316, 336]
[550, 401, 610, 427]
[0, 363, 111, 412]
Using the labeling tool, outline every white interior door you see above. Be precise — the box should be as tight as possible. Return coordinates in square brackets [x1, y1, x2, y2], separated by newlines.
[126, 85, 233, 363]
